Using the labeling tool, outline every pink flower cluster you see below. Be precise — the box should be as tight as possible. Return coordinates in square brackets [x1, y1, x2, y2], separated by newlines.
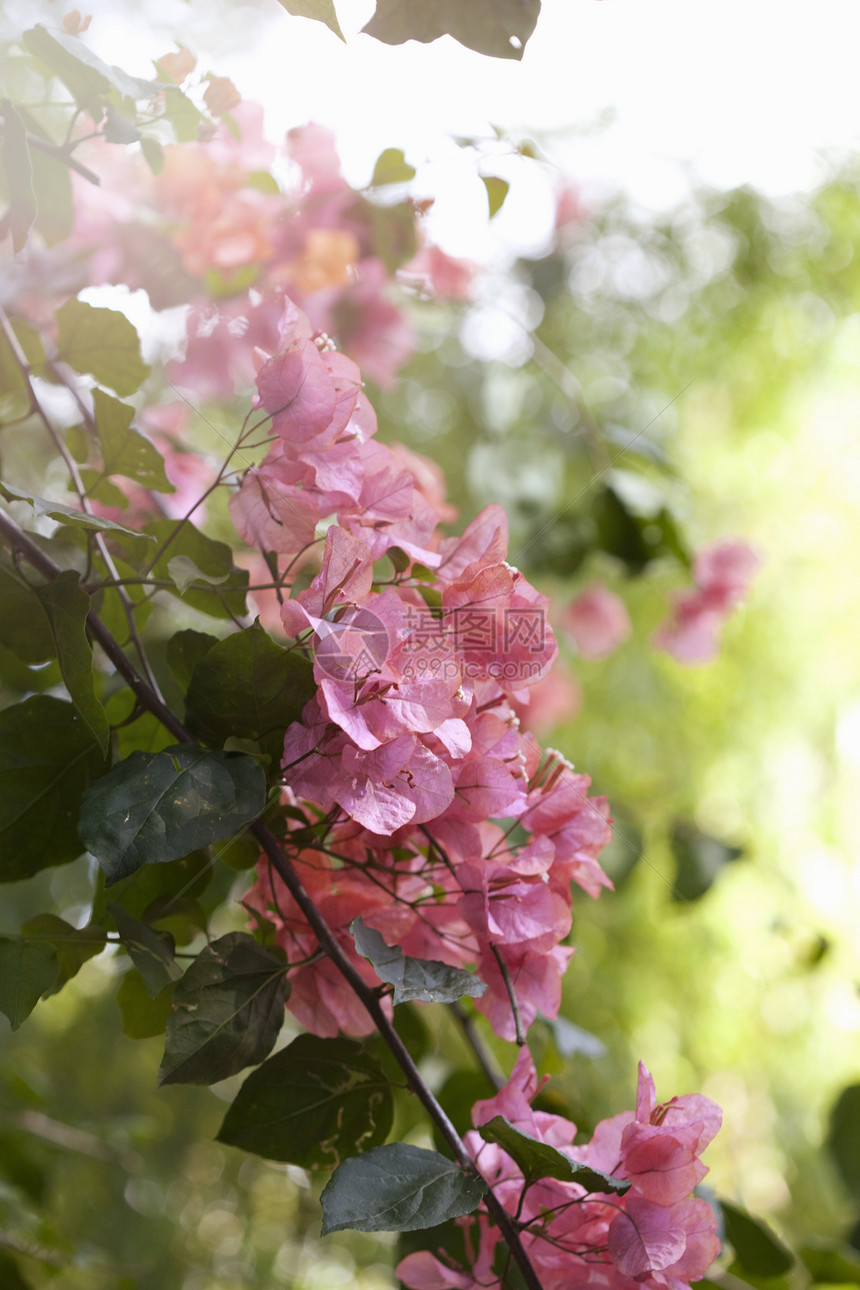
[398, 1053, 721, 1290]
[72, 99, 473, 396]
[237, 300, 613, 1041]
[654, 541, 759, 664]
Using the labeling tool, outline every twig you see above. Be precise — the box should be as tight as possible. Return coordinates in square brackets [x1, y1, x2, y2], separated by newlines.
[449, 1001, 504, 1091]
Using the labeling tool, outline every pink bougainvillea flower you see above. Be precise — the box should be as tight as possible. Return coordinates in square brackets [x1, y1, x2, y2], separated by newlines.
[655, 539, 759, 664]
[561, 583, 631, 660]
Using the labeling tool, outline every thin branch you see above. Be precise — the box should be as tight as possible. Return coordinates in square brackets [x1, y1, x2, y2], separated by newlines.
[449, 1001, 504, 1091]
[490, 943, 526, 1047]
[26, 131, 100, 184]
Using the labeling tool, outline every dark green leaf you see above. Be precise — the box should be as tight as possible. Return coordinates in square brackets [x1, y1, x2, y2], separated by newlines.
[78, 744, 266, 885]
[351, 917, 486, 1005]
[0, 936, 59, 1029]
[0, 696, 108, 882]
[0, 481, 152, 539]
[19, 914, 105, 995]
[217, 1033, 392, 1168]
[481, 175, 509, 218]
[478, 1116, 631, 1193]
[92, 850, 212, 928]
[592, 485, 652, 575]
[34, 571, 109, 754]
[828, 1084, 860, 1198]
[371, 148, 416, 187]
[321, 1143, 485, 1234]
[0, 1250, 34, 1290]
[137, 519, 248, 619]
[158, 932, 287, 1085]
[184, 621, 314, 760]
[362, 0, 540, 60]
[108, 905, 182, 997]
[0, 564, 54, 662]
[432, 1069, 496, 1153]
[276, 0, 345, 40]
[166, 629, 219, 689]
[0, 100, 36, 252]
[55, 298, 150, 397]
[720, 1200, 794, 1276]
[670, 824, 743, 902]
[116, 967, 174, 1038]
[93, 388, 173, 492]
[22, 24, 156, 110]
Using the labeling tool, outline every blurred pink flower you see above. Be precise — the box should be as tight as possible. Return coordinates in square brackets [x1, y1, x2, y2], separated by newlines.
[655, 540, 759, 664]
[561, 583, 631, 660]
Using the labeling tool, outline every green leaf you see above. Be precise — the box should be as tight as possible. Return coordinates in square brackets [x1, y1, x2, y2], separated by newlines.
[371, 148, 416, 187]
[108, 904, 182, 998]
[137, 519, 248, 619]
[92, 850, 212, 928]
[0, 322, 31, 421]
[592, 485, 652, 575]
[364, 198, 417, 274]
[361, 0, 541, 60]
[320, 1143, 485, 1234]
[0, 564, 55, 662]
[0, 696, 108, 882]
[828, 1084, 860, 1198]
[77, 744, 266, 885]
[158, 932, 287, 1085]
[184, 621, 315, 761]
[160, 87, 205, 143]
[116, 967, 174, 1038]
[19, 914, 106, 995]
[103, 105, 140, 145]
[351, 917, 486, 1006]
[720, 1200, 794, 1276]
[477, 1115, 631, 1194]
[140, 135, 165, 175]
[0, 481, 153, 539]
[0, 936, 59, 1029]
[217, 1033, 392, 1168]
[55, 299, 150, 397]
[93, 388, 173, 492]
[800, 1242, 860, 1285]
[166, 629, 219, 689]
[34, 571, 109, 755]
[276, 0, 345, 40]
[432, 1069, 496, 1153]
[481, 175, 510, 218]
[0, 100, 36, 253]
[29, 141, 74, 246]
[22, 24, 156, 110]
[670, 824, 743, 902]
[166, 555, 228, 595]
